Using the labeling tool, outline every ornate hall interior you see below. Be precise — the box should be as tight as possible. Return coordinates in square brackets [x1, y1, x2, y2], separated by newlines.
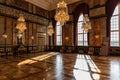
[0, 0, 120, 80]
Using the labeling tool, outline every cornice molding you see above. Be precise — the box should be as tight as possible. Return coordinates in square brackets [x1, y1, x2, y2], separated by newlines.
[25, 0, 81, 10]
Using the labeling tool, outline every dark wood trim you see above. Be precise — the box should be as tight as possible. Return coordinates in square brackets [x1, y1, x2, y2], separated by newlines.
[89, 4, 105, 10]
[4, 16, 7, 33]
[66, 21, 73, 24]
[37, 32, 46, 33]
[28, 22, 29, 45]
[0, 2, 49, 19]
[90, 14, 106, 19]
[0, 13, 47, 26]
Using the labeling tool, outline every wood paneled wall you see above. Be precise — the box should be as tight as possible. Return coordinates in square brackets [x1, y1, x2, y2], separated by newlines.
[0, 0, 49, 51]
[51, 0, 107, 46]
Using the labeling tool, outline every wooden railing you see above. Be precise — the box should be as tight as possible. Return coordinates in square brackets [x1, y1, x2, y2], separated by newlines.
[0, 45, 37, 56]
[46, 46, 101, 55]
[0, 45, 13, 56]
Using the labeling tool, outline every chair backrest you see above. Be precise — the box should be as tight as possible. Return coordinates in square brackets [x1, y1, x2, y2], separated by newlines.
[88, 47, 94, 55]
[89, 47, 94, 51]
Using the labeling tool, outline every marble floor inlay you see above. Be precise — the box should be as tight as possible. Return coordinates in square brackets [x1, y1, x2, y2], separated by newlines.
[0, 52, 120, 80]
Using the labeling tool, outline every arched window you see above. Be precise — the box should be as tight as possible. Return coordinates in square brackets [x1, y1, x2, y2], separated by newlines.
[77, 14, 88, 46]
[56, 22, 62, 45]
[110, 4, 120, 46]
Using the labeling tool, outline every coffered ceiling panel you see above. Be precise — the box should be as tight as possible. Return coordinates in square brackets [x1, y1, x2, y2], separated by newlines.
[25, 0, 80, 10]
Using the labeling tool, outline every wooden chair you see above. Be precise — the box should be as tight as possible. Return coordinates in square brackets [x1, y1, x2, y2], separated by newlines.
[66, 47, 73, 53]
[60, 47, 65, 53]
[79, 49, 84, 54]
[0, 48, 4, 56]
[88, 47, 94, 55]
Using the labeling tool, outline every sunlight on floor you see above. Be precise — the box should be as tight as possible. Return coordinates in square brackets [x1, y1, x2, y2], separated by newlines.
[55, 54, 64, 80]
[73, 54, 101, 80]
[17, 52, 58, 66]
[110, 60, 120, 80]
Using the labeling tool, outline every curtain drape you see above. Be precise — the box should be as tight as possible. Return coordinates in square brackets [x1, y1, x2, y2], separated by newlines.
[52, 18, 56, 46]
[106, 0, 119, 37]
[73, 3, 89, 46]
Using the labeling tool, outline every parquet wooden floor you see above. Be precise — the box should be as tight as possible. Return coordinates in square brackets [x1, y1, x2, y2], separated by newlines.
[0, 52, 120, 80]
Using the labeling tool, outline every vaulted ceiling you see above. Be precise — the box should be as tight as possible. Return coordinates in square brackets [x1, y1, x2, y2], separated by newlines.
[25, 0, 81, 10]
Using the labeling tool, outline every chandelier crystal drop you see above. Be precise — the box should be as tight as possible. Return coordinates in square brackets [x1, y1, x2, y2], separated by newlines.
[47, 21, 54, 36]
[82, 14, 91, 32]
[16, 14, 27, 33]
[17, 33, 23, 39]
[55, 0, 69, 26]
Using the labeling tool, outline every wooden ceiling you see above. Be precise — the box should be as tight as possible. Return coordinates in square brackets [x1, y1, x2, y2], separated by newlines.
[25, 0, 81, 10]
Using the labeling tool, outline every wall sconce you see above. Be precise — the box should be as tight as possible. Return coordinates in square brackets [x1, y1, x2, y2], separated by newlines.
[2, 33, 8, 39]
[65, 36, 69, 41]
[95, 35, 99, 39]
[31, 36, 34, 40]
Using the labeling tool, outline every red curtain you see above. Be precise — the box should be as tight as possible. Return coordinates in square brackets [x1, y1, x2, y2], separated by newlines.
[105, 0, 118, 53]
[73, 3, 89, 46]
[106, 0, 119, 37]
[52, 18, 56, 46]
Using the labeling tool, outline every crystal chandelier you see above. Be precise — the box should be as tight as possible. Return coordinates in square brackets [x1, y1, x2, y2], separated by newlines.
[47, 21, 54, 36]
[82, 14, 91, 32]
[16, 14, 27, 33]
[55, 0, 69, 26]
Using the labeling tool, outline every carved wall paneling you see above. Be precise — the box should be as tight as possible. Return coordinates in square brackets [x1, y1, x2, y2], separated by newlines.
[0, 16, 4, 45]
[94, 0, 100, 6]
[12, 18, 17, 45]
[37, 25, 47, 52]
[0, 3, 49, 26]
[0, 0, 49, 18]
[89, 15, 106, 46]
[63, 23, 73, 46]
[28, 23, 32, 45]
[33, 23, 37, 45]
[14, 0, 29, 11]
[90, 6, 106, 18]
[24, 22, 28, 45]
[6, 17, 13, 45]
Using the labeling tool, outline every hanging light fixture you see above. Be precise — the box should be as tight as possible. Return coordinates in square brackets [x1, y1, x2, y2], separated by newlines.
[16, 14, 27, 33]
[17, 32, 23, 39]
[82, 14, 91, 32]
[55, 0, 69, 26]
[47, 21, 54, 36]
[47, 1, 54, 36]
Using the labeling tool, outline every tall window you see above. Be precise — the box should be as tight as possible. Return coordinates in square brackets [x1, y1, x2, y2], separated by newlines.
[77, 14, 88, 46]
[56, 22, 62, 45]
[110, 4, 120, 46]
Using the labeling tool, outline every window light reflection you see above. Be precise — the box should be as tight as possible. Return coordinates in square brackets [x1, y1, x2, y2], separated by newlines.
[73, 69, 92, 80]
[55, 54, 63, 79]
[73, 54, 101, 80]
[85, 55, 101, 73]
[74, 55, 89, 71]
[17, 52, 58, 66]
